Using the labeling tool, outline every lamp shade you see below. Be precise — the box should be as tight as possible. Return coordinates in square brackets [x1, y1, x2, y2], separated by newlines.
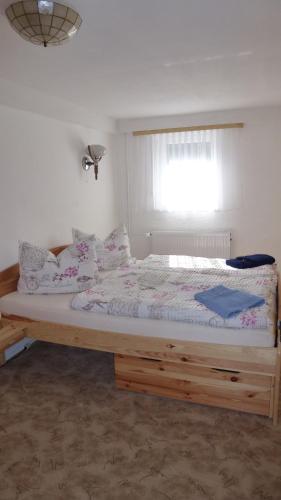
[5, 1, 82, 47]
[88, 145, 106, 161]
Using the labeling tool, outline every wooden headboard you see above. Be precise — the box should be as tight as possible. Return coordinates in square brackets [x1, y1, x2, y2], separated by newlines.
[0, 245, 68, 298]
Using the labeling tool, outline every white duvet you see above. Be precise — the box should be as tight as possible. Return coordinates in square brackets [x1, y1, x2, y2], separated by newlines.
[71, 259, 277, 331]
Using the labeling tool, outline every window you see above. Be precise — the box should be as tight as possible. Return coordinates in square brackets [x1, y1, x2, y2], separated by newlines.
[152, 130, 220, 213]
[126, 126, 240, 235]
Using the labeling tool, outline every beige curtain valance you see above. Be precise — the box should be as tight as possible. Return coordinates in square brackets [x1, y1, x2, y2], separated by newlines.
[133, 122, 244, 136]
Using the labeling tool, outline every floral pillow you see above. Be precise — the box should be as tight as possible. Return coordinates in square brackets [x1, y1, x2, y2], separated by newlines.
[18, 240, 99, 294]
[72, 224, 132, 271]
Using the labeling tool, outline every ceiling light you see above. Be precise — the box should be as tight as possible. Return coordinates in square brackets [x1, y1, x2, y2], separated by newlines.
[38, 1, 53, 14]
[5, 1, 82, 47]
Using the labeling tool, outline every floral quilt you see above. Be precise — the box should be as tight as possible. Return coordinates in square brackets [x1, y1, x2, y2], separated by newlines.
[141, 254, 276, 277]
[71, 263, 277, 330]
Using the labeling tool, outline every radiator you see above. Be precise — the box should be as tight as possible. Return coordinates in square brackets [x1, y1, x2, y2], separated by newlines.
[150, 231, 231, 259]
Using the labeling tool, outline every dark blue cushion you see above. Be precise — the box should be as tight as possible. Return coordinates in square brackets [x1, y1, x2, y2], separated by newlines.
[226, 254, 275, 269]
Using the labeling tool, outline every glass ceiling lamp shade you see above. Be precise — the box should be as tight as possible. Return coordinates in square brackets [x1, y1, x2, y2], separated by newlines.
[5, 1, 82, 47]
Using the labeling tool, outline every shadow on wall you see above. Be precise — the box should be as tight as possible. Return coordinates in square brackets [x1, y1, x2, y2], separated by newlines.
[66, 132, 86, 176]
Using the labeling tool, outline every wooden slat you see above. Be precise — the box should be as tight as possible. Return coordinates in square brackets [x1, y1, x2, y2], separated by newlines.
[2, 315, 35, 325]
[116, 379, 269, 416]
[115, 369, 271, 401]
[10, 318, 276, 375]
[0, 323, 26, 351]
[115, 355, 272, 390]
[133, 122, 244, 136]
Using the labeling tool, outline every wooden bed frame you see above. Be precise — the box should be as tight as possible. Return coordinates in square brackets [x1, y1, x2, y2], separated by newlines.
[0, 245, 280, 424]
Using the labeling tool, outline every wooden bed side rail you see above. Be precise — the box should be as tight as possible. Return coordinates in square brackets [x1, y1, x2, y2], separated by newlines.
[1, 314, 278, 375]
[0, 245, 68, 298]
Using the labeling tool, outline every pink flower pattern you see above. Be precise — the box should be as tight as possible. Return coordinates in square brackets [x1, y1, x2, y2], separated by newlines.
[53, 266, 79, 281]
[76, 242, 90, 263]
[76, 242, 89, 254]
[240, 309, 258, 327]
[152, 291, 176, 301]
[105, 243, 117, 252]
[93, 225, 131, 271]
[64, 266, 79, 277]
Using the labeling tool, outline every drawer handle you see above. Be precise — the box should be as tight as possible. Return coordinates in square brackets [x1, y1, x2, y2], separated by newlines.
[213, 368, 240, 374]
[140, 357, 160, 362]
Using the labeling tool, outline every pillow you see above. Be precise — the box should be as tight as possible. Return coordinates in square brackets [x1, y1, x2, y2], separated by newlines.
[72, 224, 132, 271]
[18, 240, 99, 294]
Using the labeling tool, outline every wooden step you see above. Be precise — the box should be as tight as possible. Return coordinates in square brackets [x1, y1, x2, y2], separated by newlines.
[0, 322, 26, 351]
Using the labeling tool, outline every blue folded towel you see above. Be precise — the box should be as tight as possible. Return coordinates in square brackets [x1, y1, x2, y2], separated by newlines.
[226, 254, 275, 269]
[194, 285, 265, 319]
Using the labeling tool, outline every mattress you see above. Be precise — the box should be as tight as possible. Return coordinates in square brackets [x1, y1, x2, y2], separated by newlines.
[0, 291, 276, 347]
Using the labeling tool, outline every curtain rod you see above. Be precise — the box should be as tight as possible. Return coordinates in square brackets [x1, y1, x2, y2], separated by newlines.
[132, 122, 244, 136]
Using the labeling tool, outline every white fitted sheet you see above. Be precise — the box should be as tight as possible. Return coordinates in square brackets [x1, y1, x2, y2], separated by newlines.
[0, 292, 276, 347]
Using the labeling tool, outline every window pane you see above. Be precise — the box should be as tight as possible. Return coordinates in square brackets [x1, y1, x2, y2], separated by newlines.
[161, 158, 219, 212]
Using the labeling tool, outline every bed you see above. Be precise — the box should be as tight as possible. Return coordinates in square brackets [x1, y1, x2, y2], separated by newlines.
[0, 246, 280, 424]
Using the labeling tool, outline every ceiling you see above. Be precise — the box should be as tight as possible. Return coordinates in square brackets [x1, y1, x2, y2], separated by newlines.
[1, 0, 281, 120]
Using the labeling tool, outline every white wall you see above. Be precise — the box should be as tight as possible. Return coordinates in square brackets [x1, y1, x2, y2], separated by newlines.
[0, 77, 115, 133]
[0, 104, 118, 269]
[116, 105, 281, 265]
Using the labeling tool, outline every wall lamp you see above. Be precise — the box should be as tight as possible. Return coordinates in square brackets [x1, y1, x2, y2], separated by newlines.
[82, 145, 106, 180]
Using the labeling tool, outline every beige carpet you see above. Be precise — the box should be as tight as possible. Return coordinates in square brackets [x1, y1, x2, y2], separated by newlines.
[0, 342, 280, 500]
